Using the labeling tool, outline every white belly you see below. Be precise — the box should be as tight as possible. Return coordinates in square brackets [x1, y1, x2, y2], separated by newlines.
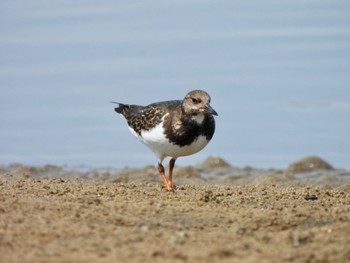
[128, 121, 209, 162]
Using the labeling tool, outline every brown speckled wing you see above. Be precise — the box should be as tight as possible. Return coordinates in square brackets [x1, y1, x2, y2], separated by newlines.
[115, 98, 215, 146]
[120, 100, 181, 135]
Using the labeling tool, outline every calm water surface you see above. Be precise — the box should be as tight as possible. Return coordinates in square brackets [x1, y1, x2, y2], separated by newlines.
[1, 1, 350, 169]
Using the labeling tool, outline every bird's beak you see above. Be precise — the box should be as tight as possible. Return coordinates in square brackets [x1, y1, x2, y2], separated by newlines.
[204, 104, 218, 116]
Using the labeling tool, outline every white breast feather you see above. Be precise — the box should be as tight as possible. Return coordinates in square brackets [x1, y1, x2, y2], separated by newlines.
[128, 115, 209, 162]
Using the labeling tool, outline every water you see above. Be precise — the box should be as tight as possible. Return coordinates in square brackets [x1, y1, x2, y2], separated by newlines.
[1, 1, 350, 169]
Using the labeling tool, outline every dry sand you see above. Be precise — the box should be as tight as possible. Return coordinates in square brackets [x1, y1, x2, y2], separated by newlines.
[0, 162, 350, 263]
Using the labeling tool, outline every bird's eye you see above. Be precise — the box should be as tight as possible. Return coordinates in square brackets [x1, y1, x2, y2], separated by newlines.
[192, 97, 201, 104]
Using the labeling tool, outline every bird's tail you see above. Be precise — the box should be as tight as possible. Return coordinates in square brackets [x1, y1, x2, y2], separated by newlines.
[110, 101, 127, 115]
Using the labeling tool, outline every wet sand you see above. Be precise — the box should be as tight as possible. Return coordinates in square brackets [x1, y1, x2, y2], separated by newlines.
[1, 160, 350, 263]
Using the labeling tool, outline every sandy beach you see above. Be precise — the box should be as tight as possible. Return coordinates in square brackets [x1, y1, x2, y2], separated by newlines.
[1, 158, 349, 263]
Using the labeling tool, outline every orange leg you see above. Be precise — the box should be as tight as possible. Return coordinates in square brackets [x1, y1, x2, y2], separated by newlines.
[158, 163, 171, 190]
[168, 158, 176, 189]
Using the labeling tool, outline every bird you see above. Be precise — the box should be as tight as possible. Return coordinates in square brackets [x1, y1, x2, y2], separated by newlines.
[113, 89, 218, 190]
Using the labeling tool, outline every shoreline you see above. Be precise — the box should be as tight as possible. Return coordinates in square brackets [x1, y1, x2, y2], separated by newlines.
[1, 162, 350, 263]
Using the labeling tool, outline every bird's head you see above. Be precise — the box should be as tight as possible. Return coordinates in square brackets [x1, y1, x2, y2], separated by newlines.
[182, 90, 218, 118]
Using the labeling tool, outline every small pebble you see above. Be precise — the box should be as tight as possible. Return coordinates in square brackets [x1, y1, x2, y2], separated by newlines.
[304, 195, 318, 201]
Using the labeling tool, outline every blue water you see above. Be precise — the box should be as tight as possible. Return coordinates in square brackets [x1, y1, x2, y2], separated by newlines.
[1, 1, 350, 169]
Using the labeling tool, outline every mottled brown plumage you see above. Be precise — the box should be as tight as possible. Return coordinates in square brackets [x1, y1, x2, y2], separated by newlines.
[114, 90, 218, 190]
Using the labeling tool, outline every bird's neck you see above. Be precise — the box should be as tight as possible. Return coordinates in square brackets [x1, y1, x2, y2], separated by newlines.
[190, 114, 205, 124]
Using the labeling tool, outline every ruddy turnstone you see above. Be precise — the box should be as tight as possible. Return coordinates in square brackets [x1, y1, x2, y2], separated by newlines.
[113, 90, 217, 190]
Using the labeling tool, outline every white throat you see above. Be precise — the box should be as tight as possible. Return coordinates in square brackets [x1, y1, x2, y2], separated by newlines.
[191, 114, 205, 124]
